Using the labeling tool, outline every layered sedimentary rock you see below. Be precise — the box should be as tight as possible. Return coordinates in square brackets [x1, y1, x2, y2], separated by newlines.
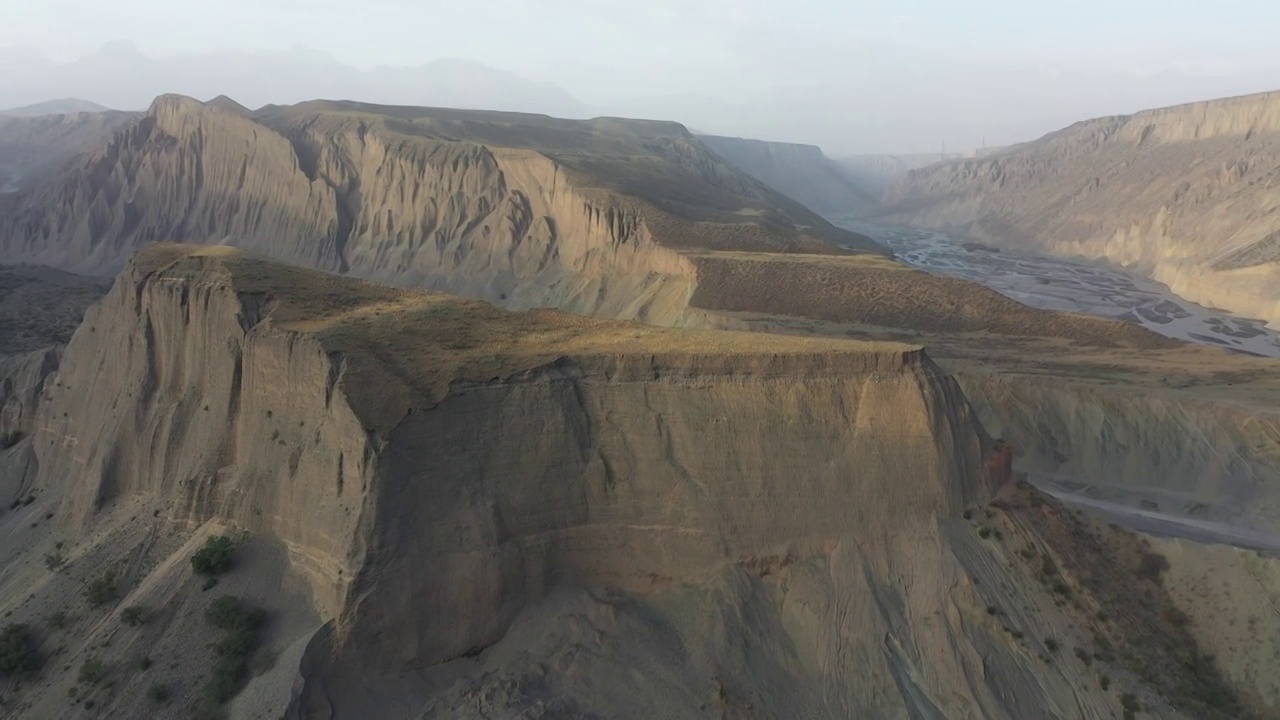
[957, 371, 1280, 533]
[0, 95, 883, 325]
[19, 245, 1000, 715]
[877, 90, 1280, 327]
[0, 245, 1249, 718]
[697, 134, 879, 214]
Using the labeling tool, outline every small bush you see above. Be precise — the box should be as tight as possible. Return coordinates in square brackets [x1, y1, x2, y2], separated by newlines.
[139, 655, 152, 671]
[148, 683, 171, 703]
[0, 623, 40, 679]
[978, 527, 992, 539]
[1137, 552, 1170, 583]
[202, 576, 219, 591]
[962, 509, 973, 520]
[78, 657, 104, 685]
[191, 536, 235, 577]
[1044, 637, 1059, 653]
[1100, 674, 1111, 690]
[121, 605, 146, 627]
[1074, 647, 1093, 666]
[49, 611, 69, 629]
[44, 550, 66, 571]
[203, 595, 266, 705]
[84, 571, 117, 607]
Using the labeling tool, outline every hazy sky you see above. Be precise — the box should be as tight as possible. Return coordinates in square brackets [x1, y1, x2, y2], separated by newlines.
[4, 0, 1279, 152]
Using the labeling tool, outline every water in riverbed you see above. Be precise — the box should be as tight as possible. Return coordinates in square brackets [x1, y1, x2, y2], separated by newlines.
[839, 222, 1280, 358]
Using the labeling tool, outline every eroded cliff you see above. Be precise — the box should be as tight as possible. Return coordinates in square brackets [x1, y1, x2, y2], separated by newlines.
[0, 95, 885, 326]
[0, 245, 1212, 720]
[877, 90, 1280, 327]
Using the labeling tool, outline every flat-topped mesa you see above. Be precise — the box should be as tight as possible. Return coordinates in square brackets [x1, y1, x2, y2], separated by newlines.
[31, 245, 996, 670]
[1114, 89, 1280, 144]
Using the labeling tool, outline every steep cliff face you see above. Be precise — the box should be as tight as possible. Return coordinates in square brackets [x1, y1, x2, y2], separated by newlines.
[0, 96, 885, 326]
[956, 371, 1280, 533]
[877, 90, 1280, 327]
[8, 245, 1194, 720]
[697, 135, 879, 214]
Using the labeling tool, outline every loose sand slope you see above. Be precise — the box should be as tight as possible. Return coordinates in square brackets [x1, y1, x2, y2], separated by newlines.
[876, 90, 1280, 326]
[0, 244, 1240, 719]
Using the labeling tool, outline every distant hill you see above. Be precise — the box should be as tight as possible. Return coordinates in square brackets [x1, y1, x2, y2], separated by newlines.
[0, 41, 589, 119]
[698, 135, 879, 216]
[835, 154, 964, 199]
[876, 89, 1280, 329]
[0, 98, 112, 117]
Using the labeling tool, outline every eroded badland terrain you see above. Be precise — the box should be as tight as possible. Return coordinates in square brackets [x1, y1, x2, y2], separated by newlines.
[1, 92, 1280, 720]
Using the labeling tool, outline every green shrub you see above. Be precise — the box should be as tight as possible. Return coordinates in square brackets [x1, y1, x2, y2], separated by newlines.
[1137, 552, 1170, 583]
[1044, 637, 1059, 653]
[84, 571, 117, 607]
[121, 605, 146, 627]
[78, 657, 103, 685]
[138, 655, 152, 671]
[191, 536, 235, 577]
[978, 527, 992, 539]
[1100, 674, 1111, 690]
[44, 550, 66, 571]
[49, 611, 69, 629]
[0, 623, 40, 679]
[148, 683, 171, 703]
[203, 595, 265, 705]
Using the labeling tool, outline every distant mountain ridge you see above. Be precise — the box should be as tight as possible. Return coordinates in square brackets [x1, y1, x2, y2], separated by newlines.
[697, 135, 879, 215]
[0, 41, 589, 118]
[0, 98, 112, 117]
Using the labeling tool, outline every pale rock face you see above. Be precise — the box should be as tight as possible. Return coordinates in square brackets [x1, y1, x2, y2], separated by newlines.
[877, 90, 1280, 328]
[958, 371, 1280, 532]
[1, 95, 885, 327]
[20, 246, 1106, 719]
[34, 254, 371, 617]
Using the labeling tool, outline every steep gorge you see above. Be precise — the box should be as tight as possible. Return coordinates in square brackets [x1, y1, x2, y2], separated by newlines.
[876, 90, 1280, 328]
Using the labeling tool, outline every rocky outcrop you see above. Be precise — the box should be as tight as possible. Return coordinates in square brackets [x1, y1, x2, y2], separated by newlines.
[698, 135, 879, 214]
[0, 95, 885, 326]
[876, 90, 1280, 328]
[16, 244, 1078, 717]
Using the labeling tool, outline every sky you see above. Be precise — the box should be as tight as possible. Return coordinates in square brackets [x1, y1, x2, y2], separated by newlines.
[3, 0, 1279, 153]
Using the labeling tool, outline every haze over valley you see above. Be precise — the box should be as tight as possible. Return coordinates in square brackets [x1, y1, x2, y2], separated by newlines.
[4, 3, 1280, 719]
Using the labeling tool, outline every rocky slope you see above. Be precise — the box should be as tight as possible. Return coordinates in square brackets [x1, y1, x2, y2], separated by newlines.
[0, 244, 1235, 719]
[876, 90, 1280, 327]
[0, 109, 138, 192]
[0, 95, 883, 325]
[697, 135, 879, 215]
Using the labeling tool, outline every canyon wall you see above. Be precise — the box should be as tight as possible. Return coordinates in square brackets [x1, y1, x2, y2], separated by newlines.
[878, 90, 1280, 327]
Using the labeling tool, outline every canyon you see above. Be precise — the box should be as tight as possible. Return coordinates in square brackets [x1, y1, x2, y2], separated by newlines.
[0, 93, 1279, 720]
